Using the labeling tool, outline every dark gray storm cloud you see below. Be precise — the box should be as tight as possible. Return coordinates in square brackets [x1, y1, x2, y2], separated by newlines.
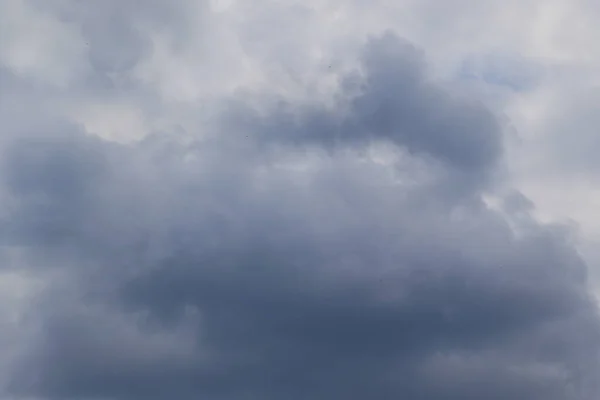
[1, 32, 599, 400]
[225, 34, 501, 175]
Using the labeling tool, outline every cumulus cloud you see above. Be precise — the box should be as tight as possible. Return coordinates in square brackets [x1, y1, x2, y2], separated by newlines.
[1, 1, 599, 400]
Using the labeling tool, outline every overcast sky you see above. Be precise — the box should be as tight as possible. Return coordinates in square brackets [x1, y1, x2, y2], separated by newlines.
[1, 1, 600, 399]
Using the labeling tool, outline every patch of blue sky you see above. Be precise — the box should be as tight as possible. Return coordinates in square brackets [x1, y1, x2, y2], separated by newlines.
[457, 53, 544, 92]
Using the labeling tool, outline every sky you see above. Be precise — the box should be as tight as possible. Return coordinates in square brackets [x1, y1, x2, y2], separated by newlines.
[1, 0, 600, 399]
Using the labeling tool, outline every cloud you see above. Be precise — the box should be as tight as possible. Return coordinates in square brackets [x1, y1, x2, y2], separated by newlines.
[1, 2, 599, 400]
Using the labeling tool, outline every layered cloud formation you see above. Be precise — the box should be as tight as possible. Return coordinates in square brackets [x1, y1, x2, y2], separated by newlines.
[1, 1, 600, 399]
